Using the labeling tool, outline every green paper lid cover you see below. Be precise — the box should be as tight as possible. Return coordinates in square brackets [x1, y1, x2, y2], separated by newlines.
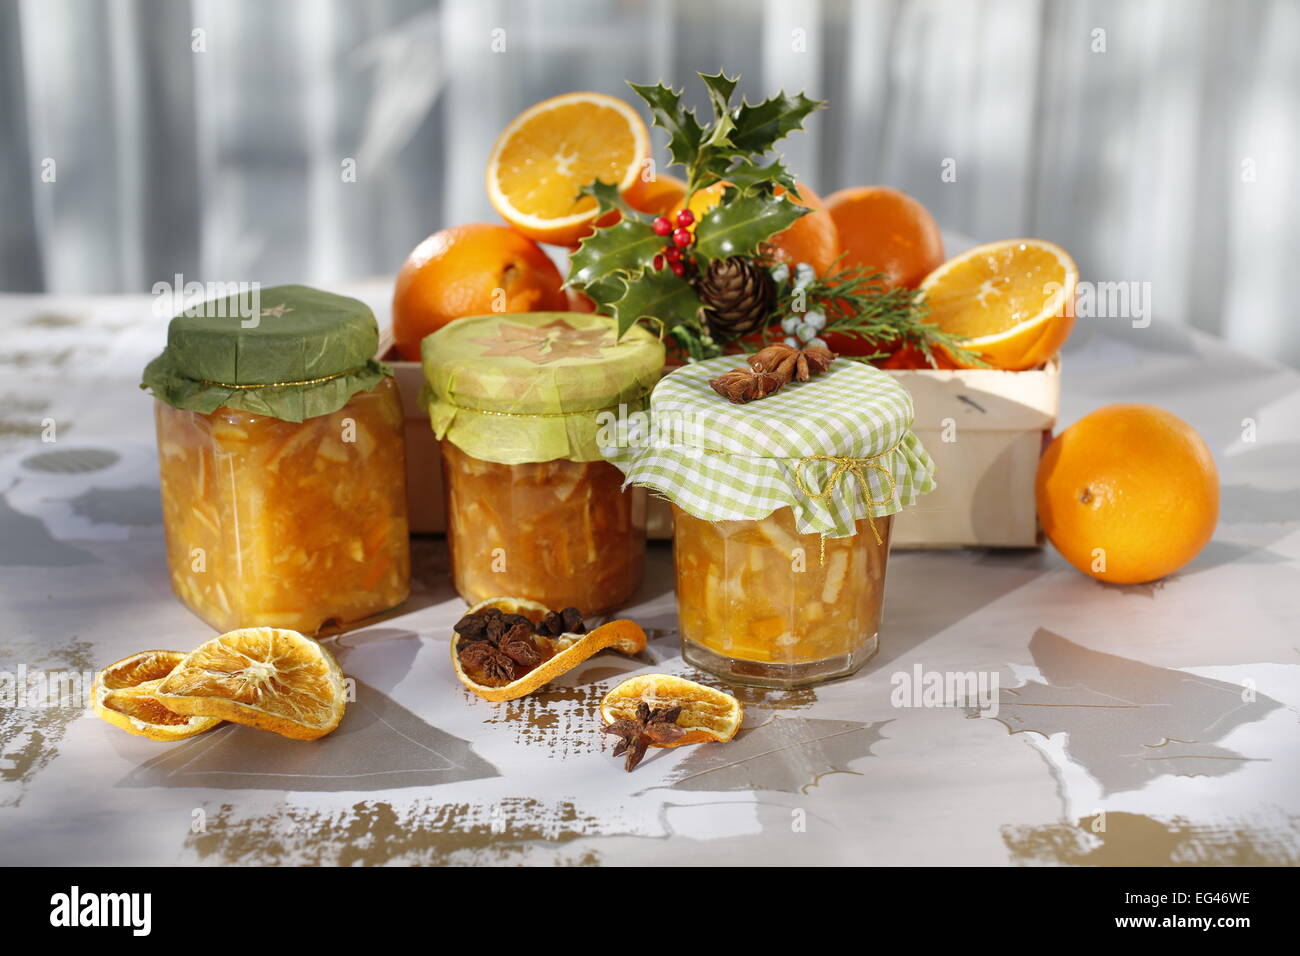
[602, 355, 937, 537]
[422, 312, 665, 465]
[141, 284, 391, 423]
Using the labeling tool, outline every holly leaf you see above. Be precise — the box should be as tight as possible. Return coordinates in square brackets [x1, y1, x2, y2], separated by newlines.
[699, 70, 738, 114]
[580, 178, 638, 218]
[627, 80, 704, 170]
[568, 216, 662, 288]
[699, 70, 739, 148]
[731, 90, 824, 155]
[720, 157, 797, 194]
[580, 274, 626, 313]
[693, 191, 809, 262]
[607, 267, 703, 338]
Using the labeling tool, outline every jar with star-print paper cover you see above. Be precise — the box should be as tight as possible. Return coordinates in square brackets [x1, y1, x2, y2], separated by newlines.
[422, 312, 663, 615]
[141, 285, 410, 635]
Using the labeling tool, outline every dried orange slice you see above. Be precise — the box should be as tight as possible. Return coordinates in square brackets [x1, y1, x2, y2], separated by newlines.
[452, 597, 647, 702]
[486, 92, 650, 246]
[153, 627, 346, 741]
[919, 238, 1078, 370]
[600, 674, 743, 746]
[92, 650, 222, 741]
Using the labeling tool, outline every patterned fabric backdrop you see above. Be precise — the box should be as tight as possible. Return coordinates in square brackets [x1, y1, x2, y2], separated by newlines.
[1, 0, 1297, 366]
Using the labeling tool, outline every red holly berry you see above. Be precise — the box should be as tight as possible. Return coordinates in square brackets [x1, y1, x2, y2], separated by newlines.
[672, 227, 693, 248]
[652, 216, 673, 237]
[675, 209, 695, 228]
[670, 261, 686, 277]
[665, 246, 682, 263]
[653, 254, 665, 270]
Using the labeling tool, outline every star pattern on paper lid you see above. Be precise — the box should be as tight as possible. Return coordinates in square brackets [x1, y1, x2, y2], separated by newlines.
[471, 319, 614, 365]
[260, 303, 294, 319]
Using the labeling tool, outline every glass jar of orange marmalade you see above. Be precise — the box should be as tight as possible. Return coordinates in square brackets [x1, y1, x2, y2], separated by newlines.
[142, 285, 410, 634]
[606, 356, 934, 687]
[423, 313, 663, 615]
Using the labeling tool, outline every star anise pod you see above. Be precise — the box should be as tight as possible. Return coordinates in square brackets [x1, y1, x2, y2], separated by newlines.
[484, 611, 533, 644]
[497, 622, 546, 668]
[708, 367, 787, 404]
[457, 640, 517, 686]
[452, 609, 493, 641]
[601, 701, 686, 772]
[537, 606, 586, 637]
[749, 343, 836, 383]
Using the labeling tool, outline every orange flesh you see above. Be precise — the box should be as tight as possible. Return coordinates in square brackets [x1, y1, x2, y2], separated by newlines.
[495, 102, 639, 220]
[103, 691, 192, 726]
[924, 243, 1069, 339]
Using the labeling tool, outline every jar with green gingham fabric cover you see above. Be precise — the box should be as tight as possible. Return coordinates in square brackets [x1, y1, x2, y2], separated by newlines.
[603, 355, 936, 687]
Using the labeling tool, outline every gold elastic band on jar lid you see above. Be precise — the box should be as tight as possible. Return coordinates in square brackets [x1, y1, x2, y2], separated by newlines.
[440, 387, 653, 420]
[196, 366, 368, 390]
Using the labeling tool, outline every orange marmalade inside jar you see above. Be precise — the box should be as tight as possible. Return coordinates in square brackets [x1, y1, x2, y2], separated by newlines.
[441, 441, 645, 615]
[673, 505, 891, 678]
[155, 377, 410, 634]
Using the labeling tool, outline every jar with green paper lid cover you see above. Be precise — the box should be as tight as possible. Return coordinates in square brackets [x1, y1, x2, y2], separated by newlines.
[422, 312, 664, 615]
[604, 355, 936, 687]
[141, 284, 410, 634]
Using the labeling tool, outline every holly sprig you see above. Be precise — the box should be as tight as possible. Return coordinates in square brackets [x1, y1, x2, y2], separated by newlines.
[566, 72, 824, 344]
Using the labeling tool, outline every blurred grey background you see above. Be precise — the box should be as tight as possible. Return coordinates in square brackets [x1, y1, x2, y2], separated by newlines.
[1, 0, 1297, 366]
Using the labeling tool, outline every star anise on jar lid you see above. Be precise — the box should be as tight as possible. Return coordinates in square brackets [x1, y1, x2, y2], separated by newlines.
[749, 343, 836, 383]
[601, 701, 686, 772]
[708, 367, 788, 404]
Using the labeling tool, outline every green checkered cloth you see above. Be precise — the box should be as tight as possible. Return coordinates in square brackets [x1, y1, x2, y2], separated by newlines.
[602, 356, 936, 537]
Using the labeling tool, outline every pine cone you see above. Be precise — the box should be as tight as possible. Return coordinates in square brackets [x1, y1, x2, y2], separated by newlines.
[698, 257, 776, 336]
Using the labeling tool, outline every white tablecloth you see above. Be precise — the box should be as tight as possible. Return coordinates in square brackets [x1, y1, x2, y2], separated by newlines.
[1, 286, 1296, 865]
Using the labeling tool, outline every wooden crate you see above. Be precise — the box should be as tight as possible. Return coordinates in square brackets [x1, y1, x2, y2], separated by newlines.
[884, 359, 1060, 548]
[388, 342, 1059, 548]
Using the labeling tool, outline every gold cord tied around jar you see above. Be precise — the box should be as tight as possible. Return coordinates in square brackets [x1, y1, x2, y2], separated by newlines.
[197, 366, 368, 389]
[792, 441, 901, 554]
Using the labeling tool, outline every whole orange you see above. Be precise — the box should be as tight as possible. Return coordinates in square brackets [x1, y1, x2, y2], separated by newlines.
[1036, 404, 1219, 585]
[627, 171, 687, 217]
[391, 223, 567, 360]
[678, 180, 841, 276]
[825, 186, 944, 290]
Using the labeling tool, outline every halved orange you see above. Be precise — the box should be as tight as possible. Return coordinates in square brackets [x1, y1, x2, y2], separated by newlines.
[919, 239, 1078, 370]
[452, 597, 647, 702]
[600, 674, 743, 746]
[153, 628, 346, 741]
[627, 171, 687, 217]
[486, 92, 650, 246]
[92, 650, 222, 741]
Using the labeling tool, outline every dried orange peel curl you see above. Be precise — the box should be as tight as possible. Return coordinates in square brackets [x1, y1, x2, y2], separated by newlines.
[452, 597, 647, 702]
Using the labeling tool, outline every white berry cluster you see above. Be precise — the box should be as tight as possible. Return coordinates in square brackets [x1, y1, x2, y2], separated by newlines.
[771, 262, 828, 349]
